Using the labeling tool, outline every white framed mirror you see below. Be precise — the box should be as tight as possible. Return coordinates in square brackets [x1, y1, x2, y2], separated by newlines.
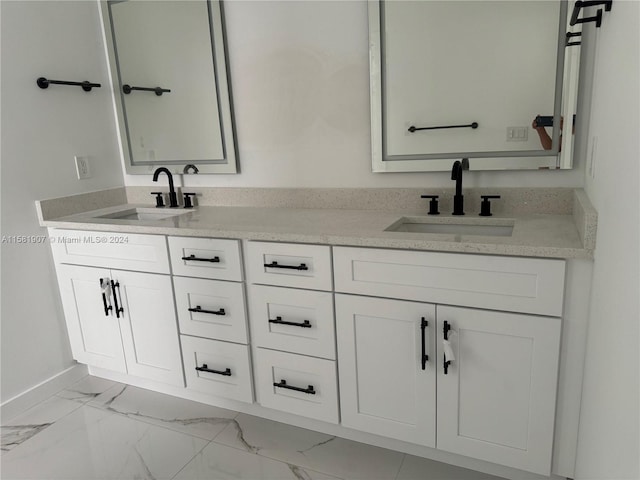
[100, 0, 238, 174]
[370, 0, 581, 172]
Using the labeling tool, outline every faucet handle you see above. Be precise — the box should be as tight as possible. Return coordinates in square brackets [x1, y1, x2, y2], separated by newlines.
[183, 193, 196, 209]
[151, 192, 165, 208]
[421, 195, 440, 215]
[479, 195, 501, 217]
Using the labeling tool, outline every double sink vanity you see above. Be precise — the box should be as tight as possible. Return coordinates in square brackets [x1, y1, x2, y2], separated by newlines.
[36, 185, 596, 480]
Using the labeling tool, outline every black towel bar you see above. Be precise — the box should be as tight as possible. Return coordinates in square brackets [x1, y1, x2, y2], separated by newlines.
[408, 122, 478, 133]
[37, 77, 101, 92]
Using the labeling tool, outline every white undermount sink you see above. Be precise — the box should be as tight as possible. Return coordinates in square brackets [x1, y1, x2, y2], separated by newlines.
[385, 217, 514, 237]
[95, 207, 189, 221]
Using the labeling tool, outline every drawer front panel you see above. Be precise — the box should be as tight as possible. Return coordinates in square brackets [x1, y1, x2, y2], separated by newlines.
[249, 285, 335, 359]
[181, 335, 253, 403]
[334, 247, 565, 316]
[174, 277, 248, 344]
[169, 236, 242, 281]
[49, 229, 169, 274]
[254, 348, 339, 424]
[247, 242, 332, 291]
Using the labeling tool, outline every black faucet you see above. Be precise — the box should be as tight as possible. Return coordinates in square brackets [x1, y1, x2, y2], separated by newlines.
[183, 164, 199, 174]
[152, 167, 179, 208]
[451, 159, 468, 215]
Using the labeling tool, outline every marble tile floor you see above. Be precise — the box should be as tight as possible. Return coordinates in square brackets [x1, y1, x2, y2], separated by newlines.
[1, 375, 505, 480]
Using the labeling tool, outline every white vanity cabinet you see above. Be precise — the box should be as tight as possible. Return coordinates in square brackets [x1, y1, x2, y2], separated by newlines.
[334, 246, 564, 476]
[246, 241, 339, 423]
[169, 236, 254, 403]
[51, 229, 184, 386]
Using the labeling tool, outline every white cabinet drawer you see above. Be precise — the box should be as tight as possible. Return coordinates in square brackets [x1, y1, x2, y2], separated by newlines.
[254, 348, 339, 424]
[169, 236, 243, 281]
[174, 277, 248, 344]
[247, 242, 332, 291]
[181, 335, 253, 403]
[334, 247, 565, 316]
[49, 229, 169, 274]
[248, 285, 335, 360]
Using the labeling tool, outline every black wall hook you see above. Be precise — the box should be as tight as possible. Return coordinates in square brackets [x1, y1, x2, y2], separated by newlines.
[570, 0, 613, 28]
[37, 77, 101, 92]
[566, 31, 583, 46]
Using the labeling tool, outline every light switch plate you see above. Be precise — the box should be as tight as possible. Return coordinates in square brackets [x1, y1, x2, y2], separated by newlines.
[506, 127, 528, 142]
[74, 156, 91, 179]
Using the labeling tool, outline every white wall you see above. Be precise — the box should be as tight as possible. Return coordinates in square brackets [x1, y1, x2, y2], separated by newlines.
[124, 0, 586, 189]
[0, 1, 124, 403]
[574, 2, 640, 479]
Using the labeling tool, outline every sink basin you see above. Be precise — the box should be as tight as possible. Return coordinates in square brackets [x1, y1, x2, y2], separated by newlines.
[385, 217, 514, 237]
[96, 208, 188, 221]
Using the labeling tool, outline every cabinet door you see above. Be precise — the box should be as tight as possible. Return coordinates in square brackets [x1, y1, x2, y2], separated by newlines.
[436, 306, 560, 475]
[115, 270, 184, 386]
[55, 264, 126, 373]
[335, 294, 436, 447]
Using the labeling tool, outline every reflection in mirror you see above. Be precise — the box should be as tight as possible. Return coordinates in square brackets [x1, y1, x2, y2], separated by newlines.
[370, 0, 581, 172]
[100, 0, 238, 174]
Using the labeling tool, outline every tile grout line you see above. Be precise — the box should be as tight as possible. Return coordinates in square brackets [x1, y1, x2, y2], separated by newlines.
[393, 453, 408, 480]
[169, 438, 214, 480]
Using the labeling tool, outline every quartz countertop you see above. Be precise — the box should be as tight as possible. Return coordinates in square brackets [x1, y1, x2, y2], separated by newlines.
[39, 202, 594, 259]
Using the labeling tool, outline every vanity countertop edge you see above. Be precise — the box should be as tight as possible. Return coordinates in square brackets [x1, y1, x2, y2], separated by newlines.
[37, 188, 596, 260]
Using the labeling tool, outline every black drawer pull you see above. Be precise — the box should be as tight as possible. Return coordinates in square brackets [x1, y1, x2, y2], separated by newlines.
[110, 280, 124, 318]
[273, 379, 316, 395]
[268, 316, 312, 328]
[188, 305, 226, 316]
[195, 364, 231, 376]
[420, 317, 429, 370]
[264, 261, 308, 271]
[182, 254, 220, 263]
[443, 321, 451, 375]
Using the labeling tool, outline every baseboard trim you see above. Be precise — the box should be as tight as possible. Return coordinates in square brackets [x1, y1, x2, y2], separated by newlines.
[1, 364, 88, 421]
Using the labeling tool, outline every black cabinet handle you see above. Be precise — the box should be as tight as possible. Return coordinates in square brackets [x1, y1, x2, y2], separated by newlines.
[188, 305, 226, 316]
[195, 364, 231, 376]
[110, 280, 124, 318]
[443, 321, 451, 375]
[421, 317, 429, 370]
[273, 379, 316, 395]
[268, 316, 312, 328]
[100, 278, 112, 316]
[182, 254, 220, 263]
[264, 261, 308, 271]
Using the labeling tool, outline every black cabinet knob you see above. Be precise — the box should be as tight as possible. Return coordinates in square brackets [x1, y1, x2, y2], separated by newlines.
[479, 195, 501, 217]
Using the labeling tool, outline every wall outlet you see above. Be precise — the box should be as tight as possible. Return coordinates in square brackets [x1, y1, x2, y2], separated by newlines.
[74, 156, 91, 179]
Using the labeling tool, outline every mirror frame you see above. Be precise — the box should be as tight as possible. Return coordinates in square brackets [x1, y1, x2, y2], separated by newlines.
[99, 0, 238, 175]
[369, 0, 573, 173]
